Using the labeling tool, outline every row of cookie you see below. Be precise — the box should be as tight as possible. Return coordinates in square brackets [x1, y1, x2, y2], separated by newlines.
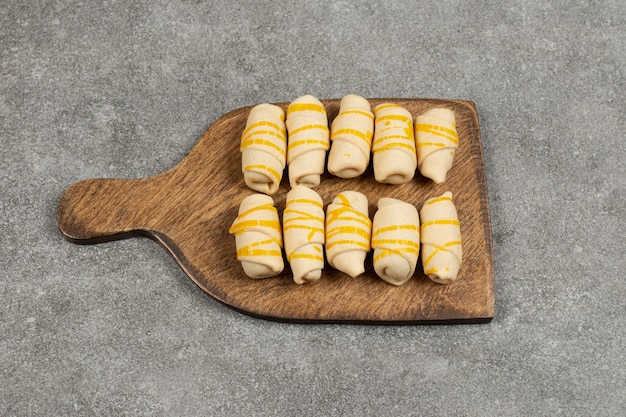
[240, 94, 458, 195]
[228, 185, 462, 286]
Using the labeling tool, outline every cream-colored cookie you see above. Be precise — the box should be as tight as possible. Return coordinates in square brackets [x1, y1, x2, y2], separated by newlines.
[228, 194, 284, 278]
[415, 108, 458, 184]
[285, 95, 330, 188]
[240, 103, 286, 195]
[372, 103, 417, 184]
[325, 191, 371, 278]
[327, 94, 374, 178]
[283, 185, 325, 284]
[371, 198, 420, 286]
[420, 191, 462, 284]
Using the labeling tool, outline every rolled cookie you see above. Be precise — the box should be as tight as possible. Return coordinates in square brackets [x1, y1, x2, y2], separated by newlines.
[415, 108, 458, 184]
[420, 191, 462, 284]
[283, 185, 325, 284]
[240, 103, 286, 194]
[228, 194, 284, 278]
[372, 103, 417, 184]
[327, 94, 374, 178]
[286, 95, 330, 188]
[325, 191, 371, 278]
[371, 198, 420, 286]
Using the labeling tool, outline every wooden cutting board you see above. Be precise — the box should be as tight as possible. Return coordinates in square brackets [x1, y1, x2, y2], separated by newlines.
[57, 98, 495, 324]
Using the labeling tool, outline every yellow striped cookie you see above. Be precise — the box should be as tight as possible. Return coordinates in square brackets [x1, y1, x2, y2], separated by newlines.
[283, 185, 325, 284]
[420, 191, 462, 284]
[286, 95, 329, 188]
[240, 103, 286, 195]
[229, 194, 284, 278]
[415, 108, 458, 184]
[372, 103, 416, 184]
[371, 198, 420, 286]
[325, 191, 371, 278]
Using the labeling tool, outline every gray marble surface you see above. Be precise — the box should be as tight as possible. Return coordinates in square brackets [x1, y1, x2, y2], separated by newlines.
[2, 1, 625, 415]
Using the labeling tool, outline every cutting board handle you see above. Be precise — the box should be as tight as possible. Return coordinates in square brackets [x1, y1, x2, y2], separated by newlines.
[57, 176, 161, 243]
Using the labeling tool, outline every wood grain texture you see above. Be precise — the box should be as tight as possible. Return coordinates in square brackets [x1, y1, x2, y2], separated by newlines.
[57, 98, 494, 324]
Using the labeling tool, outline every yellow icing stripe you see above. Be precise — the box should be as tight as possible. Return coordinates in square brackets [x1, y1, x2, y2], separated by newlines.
[422, 241, 460, 266]
[372, 245, 419, 257]
[373, 249, 409, 263]
[327, 203, 370, 219]
[243, 164, 281, 182]
[242, 120, 285, 137]
[288, 123, 329, 136]
[284, 210, 324, 223]
[373, 249, 416, 263]
[416, 134, 457, 146]
[244, 238, 278, 247]
[374, 103, 401, 113]
[287, 139, 330, 152]
[337, 109, 374, 120]
[446, 240, 462, 246]
[416, 123, 458, 144]
[416, 123, 457, 136]
[237, 238, 282, 258]
[375, 125, 403, 134]
[336, 194, 350, 206]
[371, 238, 419, 250]
[326, 224, 371, 238]
[327, 207, 371, 226]
[286, 198, 323, 208]
[241, 131, 286, 150]
[237, 248, 282, 258]
[241, 128, 285, 143]
[236, 234, 282, 257]
[284, 216, 324, 225]
[425, 195, 453, 205]
[425, 268, 439, 275]
[228, 219, 280, 235]
[373, 134, 415, 145]
[376, 114, 412, 124]
[330, 128, 372, 144]
[422, 247, 440, 266]
[326, 239, 370, 251]
[287, 103, 326, 116]
[372, 224, 418, 237]
[287, 253, 324, 262]
[326, 225, 371, 241]
[282, 224, 324, 234]
[372, 142, 416, 155]
[240, 138, 286, 157]
[421, 219, 460, 229]
[233, 204, 276, 221]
